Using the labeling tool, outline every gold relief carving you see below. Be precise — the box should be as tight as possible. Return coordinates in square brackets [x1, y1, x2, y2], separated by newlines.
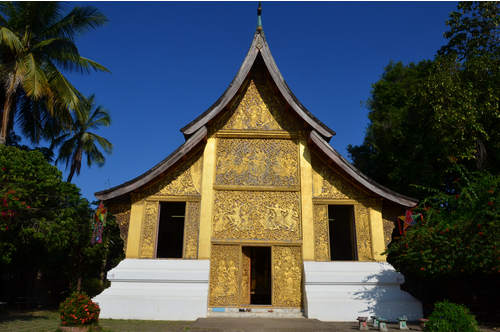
[313, 205, 330, 261]
[140, 201, 158, 258]
[216, 74, 299, 132]
[212, 191, 301, 241]
[273, 246, 302, 307]
[108, 204, 130, 253]
[312, 154, 369, 200]
[215, 138, 299, 187]
[382, 206, 403, 248]
[209, 244, 240, 307]
[184, 201, 200, 259]
[241, 247, 251, 305]
[354, 204, 372, 261]
[143, 152, 203, 197]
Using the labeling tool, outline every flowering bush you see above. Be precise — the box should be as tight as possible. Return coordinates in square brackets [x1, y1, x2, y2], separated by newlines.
[426, 300, 480, 332]
[384, 162, 500, 277]
[59, 292, 100, 326]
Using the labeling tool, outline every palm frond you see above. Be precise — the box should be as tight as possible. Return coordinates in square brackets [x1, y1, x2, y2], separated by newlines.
[44, 5, 108, 40]
[0, 26, 22, 52]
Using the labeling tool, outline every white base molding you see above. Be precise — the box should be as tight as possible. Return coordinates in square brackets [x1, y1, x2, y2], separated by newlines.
[92, 259, 210, 321]
[303, 261, 423, 322]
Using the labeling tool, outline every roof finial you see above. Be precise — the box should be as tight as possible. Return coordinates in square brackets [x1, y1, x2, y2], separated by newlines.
[257, 2, 262, 32]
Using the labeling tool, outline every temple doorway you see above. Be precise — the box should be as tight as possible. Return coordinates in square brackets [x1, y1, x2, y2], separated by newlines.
[241, 246, 272, 305]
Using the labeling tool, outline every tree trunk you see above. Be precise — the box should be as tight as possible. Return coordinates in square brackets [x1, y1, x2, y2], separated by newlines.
[1, 93, 15, 144]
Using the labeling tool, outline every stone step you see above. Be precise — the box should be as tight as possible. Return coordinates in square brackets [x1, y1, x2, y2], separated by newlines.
[208, 307, 305, 318]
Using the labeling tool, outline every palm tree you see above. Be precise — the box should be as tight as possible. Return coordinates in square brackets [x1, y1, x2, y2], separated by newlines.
[0, 1, 110, 144]
[52, 94, 113, 183]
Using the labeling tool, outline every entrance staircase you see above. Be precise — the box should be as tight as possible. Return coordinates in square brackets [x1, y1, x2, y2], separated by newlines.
[208, 307, 305, 318]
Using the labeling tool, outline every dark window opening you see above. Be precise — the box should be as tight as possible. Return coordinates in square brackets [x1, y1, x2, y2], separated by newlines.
[328, 205, 356, 261]
[156, 201, 186, 258]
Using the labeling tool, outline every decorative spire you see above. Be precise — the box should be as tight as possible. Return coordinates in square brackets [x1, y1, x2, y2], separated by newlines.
[257, 2, 262, 32]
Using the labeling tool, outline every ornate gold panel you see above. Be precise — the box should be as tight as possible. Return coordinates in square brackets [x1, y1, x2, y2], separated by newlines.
[142, 152, 203, 198]
[313, 205, 330, 261]
[216, 73, 300, 132]
[209, 244, 240, 307]
[212, 191, 301, 241]
[184, 201, 200, 259]
[215, 138, 299, 187]
[311, 154, 369, 200]
[354, 204, 372, 261]
[140, 201, 159, 258]
[382, 206, 403, 248]
[241, 247, 251, 305]
[273, 246, 302, 307]
[108, 204, 131, 253]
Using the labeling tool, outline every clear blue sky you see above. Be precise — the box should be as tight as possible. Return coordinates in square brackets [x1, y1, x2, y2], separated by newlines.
[28, 1, 460, 202]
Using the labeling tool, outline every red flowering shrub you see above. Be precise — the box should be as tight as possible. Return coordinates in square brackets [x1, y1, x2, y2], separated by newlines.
[59, 292, 100, 326]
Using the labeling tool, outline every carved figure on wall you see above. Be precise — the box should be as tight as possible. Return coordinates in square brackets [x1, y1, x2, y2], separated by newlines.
[216, 74, 300, 132]
[273, 246, 302, 307]
[143, 152, 203, 197]
[215, 139, 299, 187]
[311, 154, 369, 200]
[209, 245, 240, 307]
[212, 191, 301, 241]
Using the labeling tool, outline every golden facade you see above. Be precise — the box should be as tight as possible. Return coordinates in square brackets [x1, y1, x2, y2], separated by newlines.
[111, 36, 408, 311]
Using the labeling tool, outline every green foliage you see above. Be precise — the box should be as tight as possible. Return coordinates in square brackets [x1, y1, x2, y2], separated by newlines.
[59, 292, 100, 326]
[439, 1, 500, 60]
[52, 94, 113, 183]
[0, 145, 124, 300]
[348, 2, 500, 200]
[384, 162, 500, 278]
[426, 300, 480, 332]
[0, 1, 110, 143]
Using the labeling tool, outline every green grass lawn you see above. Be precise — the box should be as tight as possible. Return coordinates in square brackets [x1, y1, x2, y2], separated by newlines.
[0, 309, 193, 332]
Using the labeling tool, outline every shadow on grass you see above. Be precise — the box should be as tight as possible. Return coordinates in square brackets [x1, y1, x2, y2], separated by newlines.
[0, 308, 59, 323]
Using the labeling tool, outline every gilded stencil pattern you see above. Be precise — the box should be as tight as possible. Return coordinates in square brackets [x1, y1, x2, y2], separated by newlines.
[212, 191, 301, 241]
[108, 204, 130, 253]
[241, 248, 251, 305]
[143, 153, 202, 197]
[313, 205, 330, 261]
[209, 245, 240, 307]
[216, 74, 299, 132]
[354, 204, 372, 261]
[140, 201, 158, 258]
[311, 154, 368, 199]
[216, 139, 299, 186]
[184, 202, 200, 259]
[273, 246, 302, 307]
[382, 206, 403, 248]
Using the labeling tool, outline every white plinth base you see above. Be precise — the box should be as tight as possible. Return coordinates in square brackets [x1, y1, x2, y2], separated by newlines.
[92, 259, 210, 321]
[304, 262, 422, 322]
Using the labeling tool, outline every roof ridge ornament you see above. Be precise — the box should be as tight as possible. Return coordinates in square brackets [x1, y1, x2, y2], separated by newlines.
[257, 2, 263, 32]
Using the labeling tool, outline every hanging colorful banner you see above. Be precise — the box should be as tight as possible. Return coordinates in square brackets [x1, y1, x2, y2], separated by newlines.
[397, 209, 422, 235]
[91, 201, 107, 244]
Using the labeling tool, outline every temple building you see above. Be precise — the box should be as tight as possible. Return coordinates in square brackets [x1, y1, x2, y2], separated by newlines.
[93, 6, 422, 322]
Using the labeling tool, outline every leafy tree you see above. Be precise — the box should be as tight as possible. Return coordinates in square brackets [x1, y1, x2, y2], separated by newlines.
[0, 145, 123, 301]
[0, 1, 110, 144]
[439, 1, 500, 60]
[348, 2, 500, 199]
[52, 94, 113, 183]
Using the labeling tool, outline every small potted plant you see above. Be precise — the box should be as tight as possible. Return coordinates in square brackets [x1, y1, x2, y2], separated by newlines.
[58, 292, 100, 331]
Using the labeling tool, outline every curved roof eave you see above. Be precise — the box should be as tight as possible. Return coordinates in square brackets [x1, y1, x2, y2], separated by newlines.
[179, 32, 260, 139]
[309, 130, 419, 208]
[94, 126, 208, 201]
[180, 29, 335, 141]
